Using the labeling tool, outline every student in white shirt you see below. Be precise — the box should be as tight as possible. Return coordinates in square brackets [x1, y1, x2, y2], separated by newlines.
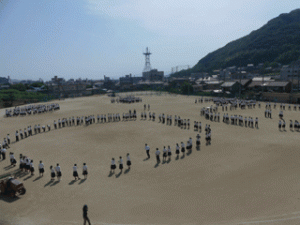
[30, 160, 35, 176]
[145, 144, 150, 159]
[82, 163, 88, 179]
[73, 164, 80, 180]
[175, 143, 180, 158]
[56, 163, 62, 181]
[167, 146, 172, 161]
[15, 131, 19, 142]
[38, 160, 44, 176]
[1, 148, 6, 160]
[155, 148, 160, 164]
[189, 137, 193, 150]
[282, 119, 286, 130]
[279, 120, 282, 130]
[10, 152, 16, 166]
[126, 153, 131, 170]
[119, 156, 123, 172]
[110, 158, 116, 173]
[162, 146, 167, 163]
[7, 134, 10, 145]
[181, 142, 185, 156]
[196, 134, 201, 147]
[50, 166, 56, 181]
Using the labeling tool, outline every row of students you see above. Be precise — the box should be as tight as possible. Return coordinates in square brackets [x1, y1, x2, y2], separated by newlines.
[194, 121, 202, 132]
[146, 136, 203, 164]
[110, 154, 131, 173]
[174, 116, 190, 129]
[141, 112, 155, 121]
[222, 114, 258, 128]
[278, 119, 286, 131]
[19, 156, 35, 176]
[290, 120, 300, 131]
[265, 109, 272, 118]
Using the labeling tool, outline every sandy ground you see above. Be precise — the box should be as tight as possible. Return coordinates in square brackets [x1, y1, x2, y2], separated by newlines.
[1, 92, 300, 225]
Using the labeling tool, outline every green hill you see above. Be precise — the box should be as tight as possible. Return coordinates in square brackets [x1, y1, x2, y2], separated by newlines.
[172, 9, 300, 77]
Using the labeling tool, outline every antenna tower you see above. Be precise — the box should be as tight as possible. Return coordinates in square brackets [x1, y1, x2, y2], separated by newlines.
[143, 47, 152, 72]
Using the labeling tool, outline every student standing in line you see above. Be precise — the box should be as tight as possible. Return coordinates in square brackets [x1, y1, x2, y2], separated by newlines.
[155, 148, 160, 164]
[119, 156, 123, 173]
[126, 153, 131, 170]
[196, 134, 201, 147]
[38, 160, 44, 176]
[50, 166, 55, 181]
[162, 146, 167, 163]
[56, 163, 62, 181]
[30, 160, 35, 176]
[73, 164, 80, 180]
[110, 158, 116, 173]
[175, 143, 180, 158]
[167, 146, 172, 161]
[82, 163, 88, 179]
[181, 142, 185, 157]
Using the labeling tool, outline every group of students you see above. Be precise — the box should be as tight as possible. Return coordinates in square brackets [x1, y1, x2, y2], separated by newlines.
[222, 114, 258, 128]
[141, 111, 155, 121]
[264, 108, 273, 118]
[174, 116, 190, 129]
[5, 103, 60, 117]
[19, 155, 38, 176]
[289, 120, 300, 131]
[144, 134, 206, 164]
[201, 108, 220, 122]
[48, 163, 88, 181]
[15, 123, 52, 142]
[110, 154, 131, 174]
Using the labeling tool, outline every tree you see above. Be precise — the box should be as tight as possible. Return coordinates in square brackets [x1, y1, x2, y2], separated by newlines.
[2, 93, 15, 107]
[181, 82, 194, 95]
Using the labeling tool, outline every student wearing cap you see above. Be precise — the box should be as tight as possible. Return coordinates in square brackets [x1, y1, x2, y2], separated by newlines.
[82, 163, 88, 179]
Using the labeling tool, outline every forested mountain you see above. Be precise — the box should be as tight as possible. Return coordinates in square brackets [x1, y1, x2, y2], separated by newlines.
[172, 9, 300, 77]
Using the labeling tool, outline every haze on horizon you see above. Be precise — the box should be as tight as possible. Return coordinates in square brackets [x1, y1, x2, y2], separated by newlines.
[0, 0, 299, 81]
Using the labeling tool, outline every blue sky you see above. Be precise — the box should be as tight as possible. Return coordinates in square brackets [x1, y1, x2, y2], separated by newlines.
[0, 0, 299, 81]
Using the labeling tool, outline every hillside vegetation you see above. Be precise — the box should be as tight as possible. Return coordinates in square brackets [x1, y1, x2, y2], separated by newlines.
[172, 9, 300, 77]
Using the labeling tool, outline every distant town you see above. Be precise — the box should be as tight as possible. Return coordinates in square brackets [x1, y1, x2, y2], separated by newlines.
[1, 53, 300, 106]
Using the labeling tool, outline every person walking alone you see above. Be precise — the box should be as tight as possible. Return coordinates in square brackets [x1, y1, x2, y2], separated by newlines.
[83, 204, 91, 225]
